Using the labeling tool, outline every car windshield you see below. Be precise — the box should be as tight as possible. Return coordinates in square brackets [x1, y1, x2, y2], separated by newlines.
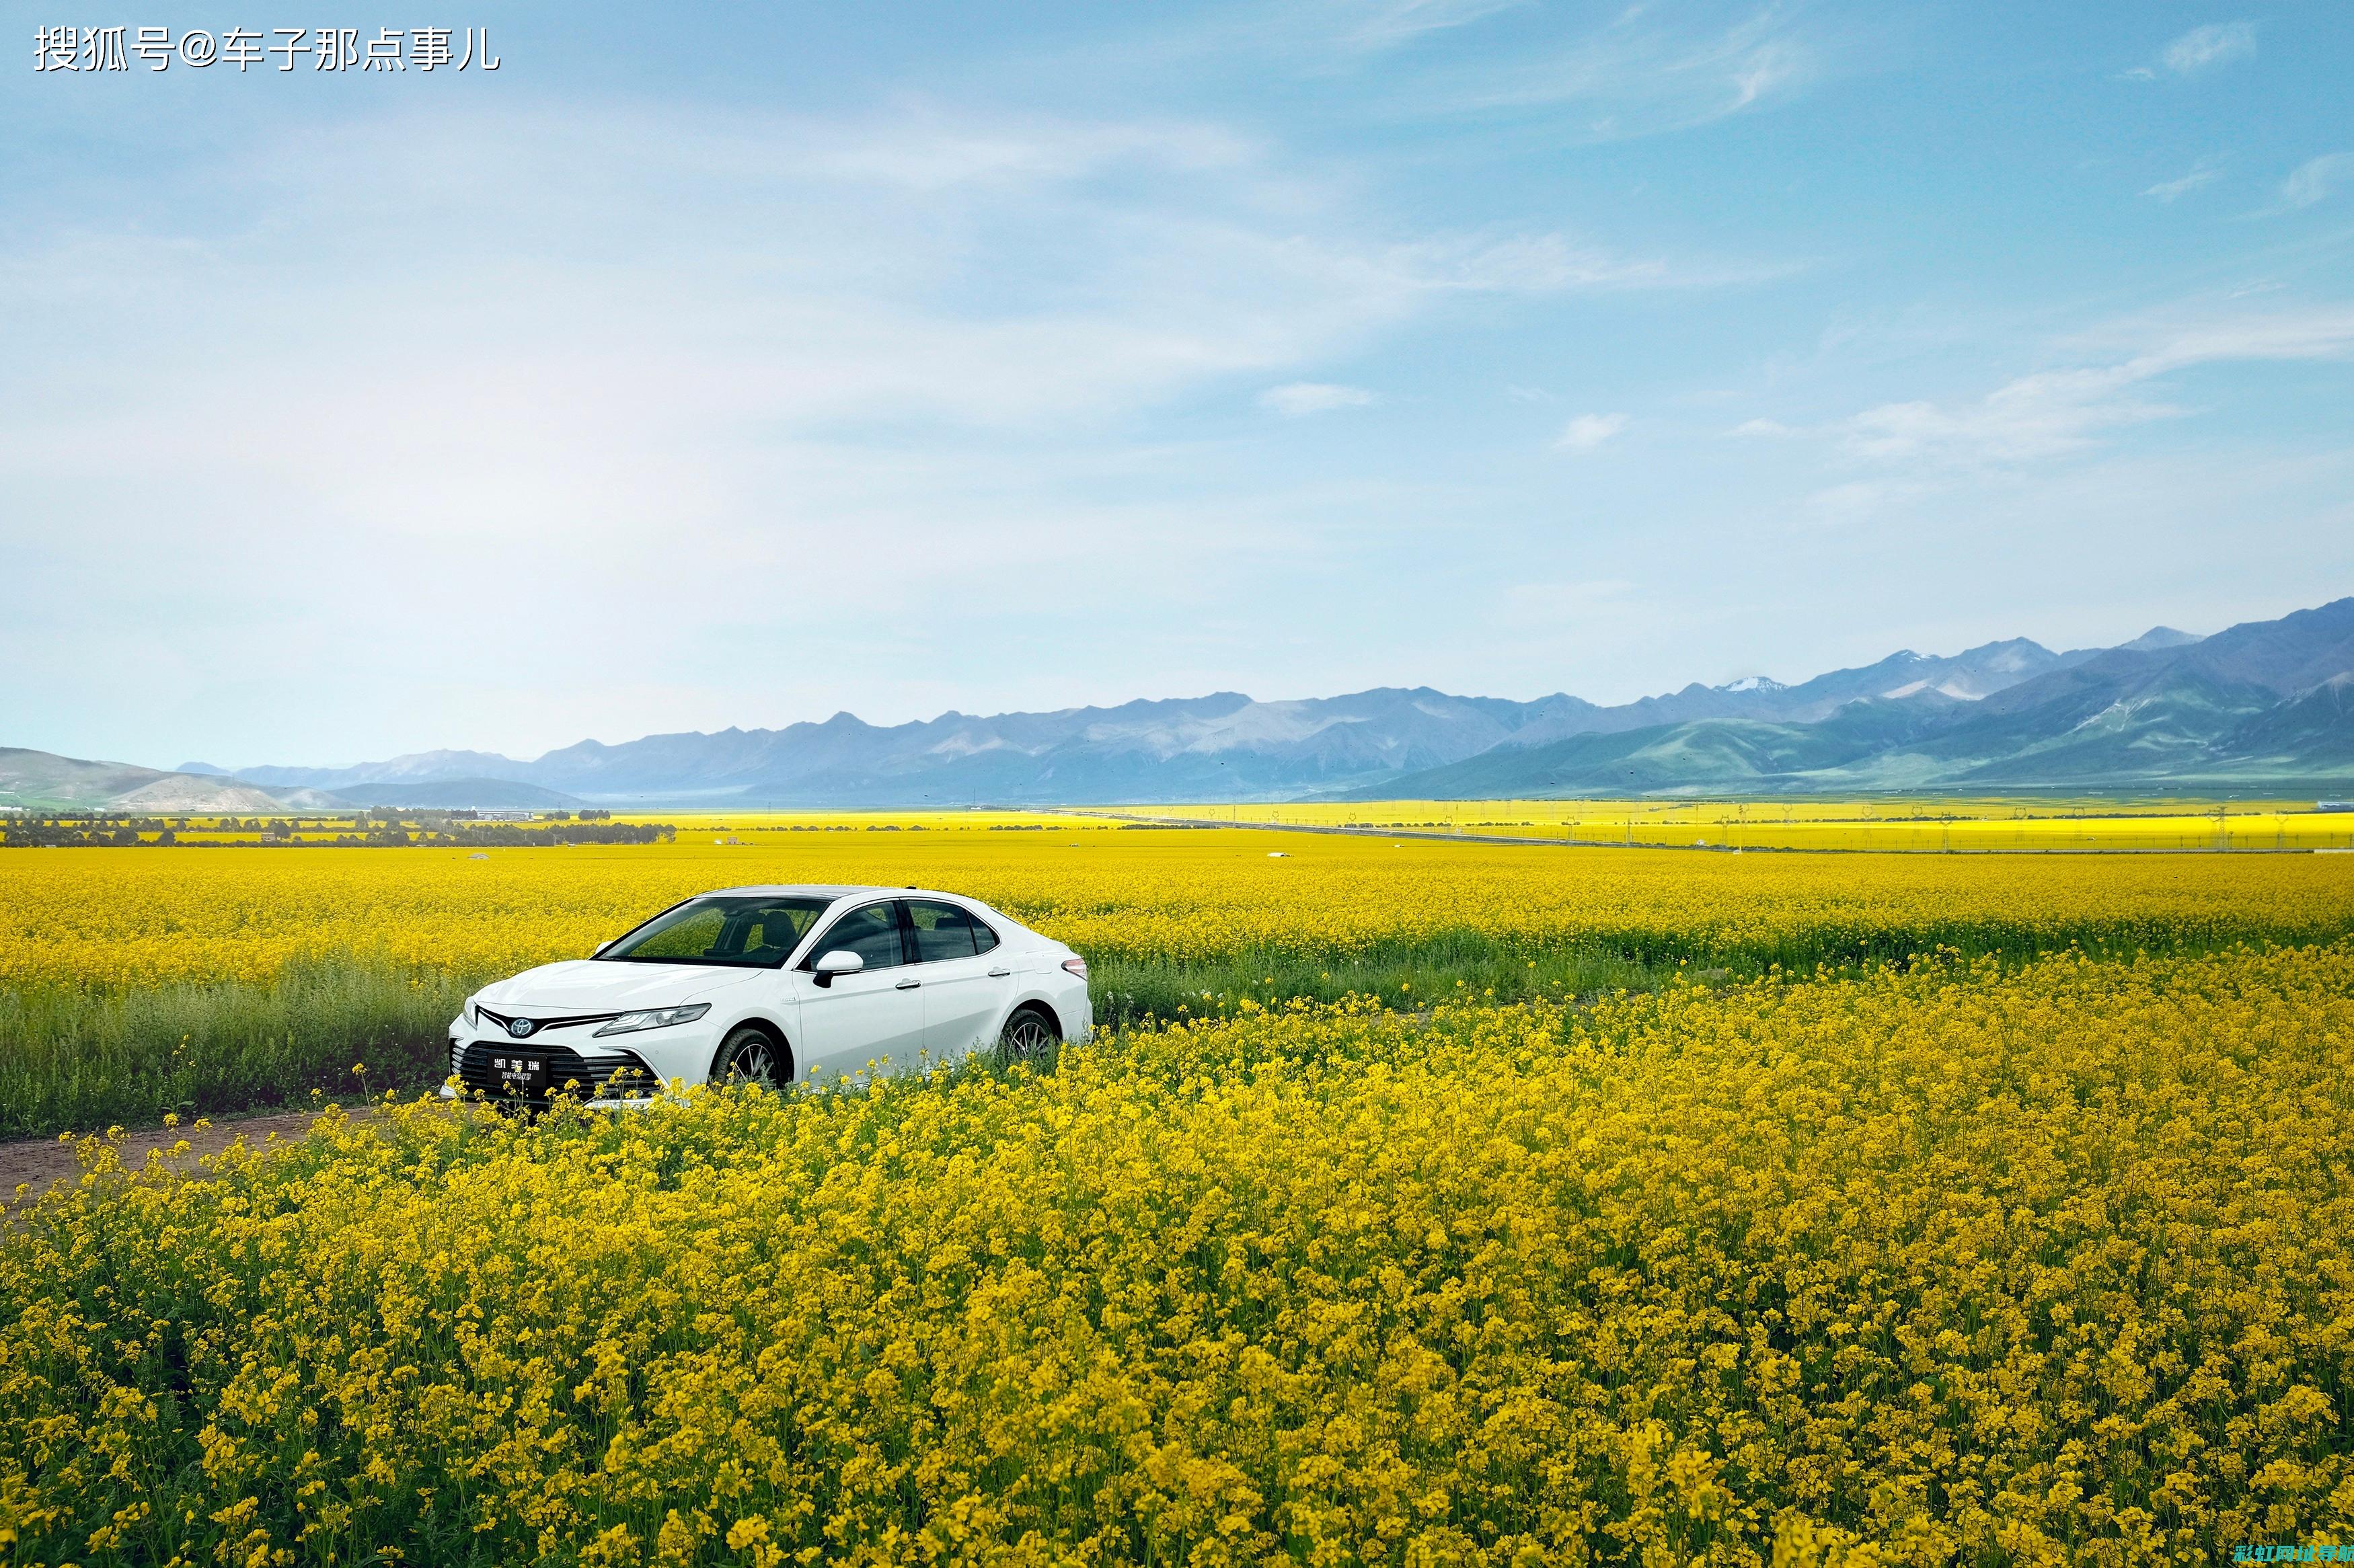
[598, 896, 831, 968]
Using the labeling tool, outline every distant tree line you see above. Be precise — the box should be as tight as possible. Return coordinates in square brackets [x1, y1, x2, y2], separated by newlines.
[434, 822, 673, 847]
[0, 812, 669, 848]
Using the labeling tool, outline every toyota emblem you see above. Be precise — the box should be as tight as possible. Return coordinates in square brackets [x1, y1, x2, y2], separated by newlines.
[506, 1017, 535, 1038]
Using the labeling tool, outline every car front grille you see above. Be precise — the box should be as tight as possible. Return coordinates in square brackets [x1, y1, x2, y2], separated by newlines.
[473, 1005, 623, 1039]
[451, 1040, 664, 1103]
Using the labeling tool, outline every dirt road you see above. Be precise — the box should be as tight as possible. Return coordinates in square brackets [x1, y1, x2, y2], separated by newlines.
[0, 1106, 366, 1212]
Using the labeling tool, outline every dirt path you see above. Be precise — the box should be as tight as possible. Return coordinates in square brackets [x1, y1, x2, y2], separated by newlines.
[0, 1106, 373, 1212]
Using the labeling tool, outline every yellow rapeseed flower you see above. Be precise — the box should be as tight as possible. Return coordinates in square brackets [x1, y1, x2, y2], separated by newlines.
[0, 942, 2345, 1562]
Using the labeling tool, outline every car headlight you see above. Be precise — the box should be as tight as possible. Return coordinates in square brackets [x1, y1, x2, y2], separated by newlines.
[594, 1003, 711, 1037]
[463, 997, 478, 1028]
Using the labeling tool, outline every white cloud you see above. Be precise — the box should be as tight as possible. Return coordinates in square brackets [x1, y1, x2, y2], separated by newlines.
[1392, 231, 1669, 290]
[1801, 479, 1931, 529]
[802, 116, 1257, 192]
[2162, 22, 2255, 75]
[0, 105, 1695, 471]
[1823, 308, 2354, 468]
[2281, 153, 2354, 209]
[1555, 412, 1629, 451]
[1260, 381, 1376, 416]
[2144, 158, 2222, 202]
[1137, 0, 1842, 145]
[1346, 0, 1533, 50]
[1, 100, 1750, 760]
[1422, 6, 1827, 139]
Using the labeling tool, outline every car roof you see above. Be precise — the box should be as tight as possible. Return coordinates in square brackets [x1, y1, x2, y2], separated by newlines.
[695, 884, 961, 902]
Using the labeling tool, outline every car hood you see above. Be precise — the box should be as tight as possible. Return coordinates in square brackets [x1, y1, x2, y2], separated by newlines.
[478, 960, 768, 1014]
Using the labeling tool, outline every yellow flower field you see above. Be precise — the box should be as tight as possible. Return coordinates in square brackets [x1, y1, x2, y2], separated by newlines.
[118, 799, 2354, 854]
[124, 809, 1118, 847]
[1113, 799, 2354, 853]
[3, 943, 2350, 1564]
[5, 828, 2354, 993]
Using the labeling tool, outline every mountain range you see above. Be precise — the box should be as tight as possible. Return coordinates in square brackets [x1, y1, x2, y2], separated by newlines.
[7, 599, 2352, 812]
[1351, 599, 2354, 799]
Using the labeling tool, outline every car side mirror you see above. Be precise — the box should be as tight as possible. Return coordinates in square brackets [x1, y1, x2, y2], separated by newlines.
[812, 949, 864, 988]
[592, 940, 613, 957]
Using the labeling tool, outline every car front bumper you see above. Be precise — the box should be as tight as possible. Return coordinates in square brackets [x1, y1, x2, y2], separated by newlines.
[441, 1023, 720, 1107]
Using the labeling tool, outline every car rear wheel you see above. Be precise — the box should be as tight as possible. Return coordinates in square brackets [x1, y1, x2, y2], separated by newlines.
[997, 1006, 1060, 1069]
[714, 1025, 787, 1090]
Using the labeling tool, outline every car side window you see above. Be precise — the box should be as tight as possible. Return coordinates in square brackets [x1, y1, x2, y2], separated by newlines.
[808, 902, 906, 971]
[969, 913, 999, 955]
[729, 902, 825, 966]
[907, 900, 981, 962]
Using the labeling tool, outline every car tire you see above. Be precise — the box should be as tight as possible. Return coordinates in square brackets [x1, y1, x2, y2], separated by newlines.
[712, 1024, 788, 1090]
[997, 1005, 1061, 1070]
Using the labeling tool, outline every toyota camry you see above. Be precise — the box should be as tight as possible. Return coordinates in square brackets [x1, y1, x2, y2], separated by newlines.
[443, 885, 1091, 1105]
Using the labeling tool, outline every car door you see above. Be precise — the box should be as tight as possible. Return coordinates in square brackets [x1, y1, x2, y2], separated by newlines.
[792, 900, 925, 1083]
[907, 899, 1014, 1062]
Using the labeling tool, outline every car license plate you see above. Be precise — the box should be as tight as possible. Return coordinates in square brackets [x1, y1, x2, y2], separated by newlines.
[490, 1053, 549, 1095]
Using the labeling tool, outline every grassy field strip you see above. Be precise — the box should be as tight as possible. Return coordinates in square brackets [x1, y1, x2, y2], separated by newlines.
[1065, 805, 2353, 852]
[0, 959, 463, 1138]
[1061, 808, 1675, 849]
[1096, 800, 2354, 852]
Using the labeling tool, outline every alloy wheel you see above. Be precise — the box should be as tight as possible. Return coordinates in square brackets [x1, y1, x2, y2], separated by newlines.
[998, 1011, 1058, 1068]
[721, 1031, 781, 1089]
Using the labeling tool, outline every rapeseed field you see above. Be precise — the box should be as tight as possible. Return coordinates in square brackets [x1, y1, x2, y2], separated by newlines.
[7, 829, 2352, 992]
[5, 828, 2351, 1133]
[1122, 799, 2354, 853]
[3, 943, 2350, 1564]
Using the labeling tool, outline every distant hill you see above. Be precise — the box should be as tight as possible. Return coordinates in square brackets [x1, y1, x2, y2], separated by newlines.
[317, 779, 586, 810]
[26, 598, 2354, 807]
[197, 625, 2185, 806]
[2119, 626, 2204, 653]
[221, 748, 532, 793]
[213, 689, 1587, 807]
[1351, 600, 2354, 798]
[1498, 637, 2098, 745]
[2226, 672, 2354, 770]
[0, 748, 288, 812]
[0, 754, 581, 814]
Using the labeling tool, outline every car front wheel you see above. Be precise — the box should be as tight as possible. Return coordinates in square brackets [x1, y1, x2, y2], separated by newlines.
[714, 1025, 787, 1090]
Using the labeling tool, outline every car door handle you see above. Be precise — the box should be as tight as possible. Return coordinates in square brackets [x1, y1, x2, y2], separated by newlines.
[988, 967, 1012, 978]
[895, 978, 921, 990]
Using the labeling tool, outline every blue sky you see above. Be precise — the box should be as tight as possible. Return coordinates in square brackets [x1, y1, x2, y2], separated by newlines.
[4, 2, 2351, 767]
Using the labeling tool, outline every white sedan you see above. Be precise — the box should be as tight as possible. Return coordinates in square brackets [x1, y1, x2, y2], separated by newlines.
[443, 884, 1091, 1105]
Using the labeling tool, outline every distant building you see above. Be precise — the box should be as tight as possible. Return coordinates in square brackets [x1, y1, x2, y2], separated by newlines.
[473, 809, 537, 822]
[2320, 802, 2354, 814]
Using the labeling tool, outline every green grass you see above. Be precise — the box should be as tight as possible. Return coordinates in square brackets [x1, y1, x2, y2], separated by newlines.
[1088, 937, 1673, 1030]
[0, 959, 468, 1138]
[1081, 909, 2354, 1031]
